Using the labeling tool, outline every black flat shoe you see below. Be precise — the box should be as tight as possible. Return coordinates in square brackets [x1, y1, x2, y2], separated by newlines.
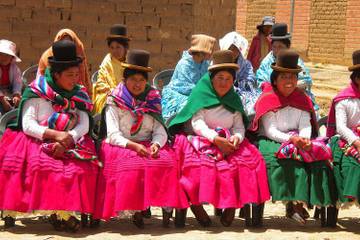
[133, 212, 144, 229]
[162, 208, 172, 228]
[3, 216, 15, 229]
[220, 208, 235, 227]
[175, 208, 187, 228]
[65, 216, 81, 233]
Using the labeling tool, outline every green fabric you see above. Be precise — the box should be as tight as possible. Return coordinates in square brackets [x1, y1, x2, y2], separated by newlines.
[331, 136, 360, 203]
[259, 137, 336, 206]
[168, 73, 248, 135]
[8, 68, 92, 131]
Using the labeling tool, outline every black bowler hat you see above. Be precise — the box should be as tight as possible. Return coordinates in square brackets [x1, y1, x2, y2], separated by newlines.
[107, 24, 130, 41]
[271, 49, 302, 73]
[48, 40, 82, 66]
[122, 49, 152, 72]
[270, 23, 292, 40]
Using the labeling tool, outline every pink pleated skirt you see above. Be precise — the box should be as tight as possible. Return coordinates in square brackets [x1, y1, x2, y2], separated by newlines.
[94, 141, 189, 220]
[0, 129, 99, 214]
[174, 134, 270, 209]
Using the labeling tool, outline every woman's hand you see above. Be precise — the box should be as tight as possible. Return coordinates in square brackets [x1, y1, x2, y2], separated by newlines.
[290, 136, 312, 151]
[54, 132, 74, 148]
[214, 136, 236, 155]
[150, 143, 160, 158]
[12, 94, 21, 107]
[52, 142, 66, 158]
[229, 135, 240, 149]
[127, 141, 149, 157]
[352, 139, 360, 153]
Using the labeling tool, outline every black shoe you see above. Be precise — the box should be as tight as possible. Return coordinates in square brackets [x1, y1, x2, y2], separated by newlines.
[214, 208, 223, 217]
[252, 204, 264, 227]
[3, 216, 15, 229]
[175, 209, 187, 228]
[243, 204, 251, 227]
[326, 206, 338, 228]
[141, 208, 151, 219]
[133, 212, 144, 229]
[65, 216, 81, 233]
[162, 208, 172, 228]
[220, 208, 235, 227]
[81, 214, 89, 228]
[239, 208, 245, 218]
[190, 205, 211, 227]
[49, 214, 65, 231]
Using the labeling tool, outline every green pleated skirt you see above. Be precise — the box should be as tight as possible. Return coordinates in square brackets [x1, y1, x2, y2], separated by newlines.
[330, 136, 360, 204]
[259, 137, 337, 206]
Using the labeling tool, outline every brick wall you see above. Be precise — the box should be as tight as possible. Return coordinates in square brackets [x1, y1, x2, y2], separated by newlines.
[0, 0, 236, 76]
[236, 0, 358, 65]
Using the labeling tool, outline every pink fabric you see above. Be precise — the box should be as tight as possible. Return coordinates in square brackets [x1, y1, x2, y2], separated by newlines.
[326, 82, 360, 137]
[338, 125, 360, 163]
[276, 134, 333, 169]
[247, 33, 271, 71]
[174, 134, 270, 209]
[0, 129, 98, 214]
[94, 141, 189, 220]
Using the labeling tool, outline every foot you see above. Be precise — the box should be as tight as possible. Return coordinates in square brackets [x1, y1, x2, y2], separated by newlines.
[220, 208, 235, 227]
[3, 216, 15, 229]
[65, 216, 81, 233]
[89, 216, 100, 229]
[162, 208, 172, 228]
[190, 205, 211, 227]
[141, 208, 151, 219]
[252, 204, 264, 227]
[214, 208, 223, 217]
[174, 209, 187, 228]
[133, 212, 144, 229]
[286, 203, 306, 225]
[80, 214, 88, 228]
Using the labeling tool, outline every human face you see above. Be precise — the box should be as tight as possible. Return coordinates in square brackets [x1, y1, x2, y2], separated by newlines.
[262, 25, 272, 36]
[125, 73, 147, 97]
[274, 72, 298, 97]
[211, 70, 234, 97]
[228, 44, 240, 62]
[54, 66, 80, 91]
[272, 41, 288, 58]
[0, 52, 13, 66]
[192, 52, 211, 63]
[109, 41, 127, 61]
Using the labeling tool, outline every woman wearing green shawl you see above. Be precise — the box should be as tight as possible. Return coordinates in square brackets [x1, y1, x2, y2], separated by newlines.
[169, 50, 270, 228]
[0, 40, 98, 232]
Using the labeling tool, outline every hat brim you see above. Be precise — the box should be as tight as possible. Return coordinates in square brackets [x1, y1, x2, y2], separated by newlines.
[107, 34, 131, 41]
[208, 63, 239, 72]
[0, 49, 21, 62]
[122, 63, 152, 72]
[48, 56, 83, 65]
[257, 22, 274, 29]
[271, 63, 302, 73]
[348, 64, 360, 71]
[270, 34, 292, 40]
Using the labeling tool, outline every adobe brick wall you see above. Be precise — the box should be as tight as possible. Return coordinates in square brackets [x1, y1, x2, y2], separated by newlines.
[236, 0, 359, 65]
[0, 0, 236, 77]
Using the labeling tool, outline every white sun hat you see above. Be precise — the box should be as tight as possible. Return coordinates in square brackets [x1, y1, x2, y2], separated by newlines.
[0, 39, 21, 62]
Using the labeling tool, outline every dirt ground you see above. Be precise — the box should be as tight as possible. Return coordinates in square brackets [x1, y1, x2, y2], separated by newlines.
[0, 63, 358, 240]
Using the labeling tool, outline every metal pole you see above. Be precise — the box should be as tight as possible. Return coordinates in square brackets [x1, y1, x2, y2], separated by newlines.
[290, 0, 296, 34]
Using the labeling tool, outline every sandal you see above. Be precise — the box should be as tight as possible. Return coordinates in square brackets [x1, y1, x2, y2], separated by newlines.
[65, 216, 81, 233]
[286, 203, 306, 225]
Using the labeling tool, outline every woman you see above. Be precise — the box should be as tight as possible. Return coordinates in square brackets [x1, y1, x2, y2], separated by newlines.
[255, 23, 318, 113]
[94, 50, 188, 228]
[0, 40, 99, 232]
[38, 29, 91, 97]
[161, 34, 216, 121]
[247, 16, 274, 72]
[0, 39, 22, 114]
[219, 31, 260, 115]
[327, 50, 360, 211]
[93, 24, 130, 114]
[169, 50, 270, 227]
[251, 49, 336, 226]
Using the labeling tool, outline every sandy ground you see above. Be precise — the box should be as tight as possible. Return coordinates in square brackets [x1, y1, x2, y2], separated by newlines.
[0, 63, 358, 239]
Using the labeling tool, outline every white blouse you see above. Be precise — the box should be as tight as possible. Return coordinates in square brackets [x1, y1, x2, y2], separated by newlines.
[190, 105, 245, 143]
[259, 106, 312, 143]
[105, 105, 167, 148]
[335, 98, 360, 144]
[22, 98, 89, 142]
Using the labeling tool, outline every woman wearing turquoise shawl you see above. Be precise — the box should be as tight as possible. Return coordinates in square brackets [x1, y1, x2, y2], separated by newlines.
[169, 50, 270, 228]
[0, 40, 98, 232]
[161, 34, 216, 121]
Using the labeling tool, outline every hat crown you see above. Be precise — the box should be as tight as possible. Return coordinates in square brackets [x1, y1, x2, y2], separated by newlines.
[352, 50, 360, 66]
[275, 50, 299, 70]
[0, 39, 17, 55]
[52, 40, 77, 62]
[272, 23, 289, 37]
[212, 50, 234, 65]
[110, 24, 127, 36]
[189, 34, 216, 54]
[126, 49, 150, 68]
[262, 16, 274, 26]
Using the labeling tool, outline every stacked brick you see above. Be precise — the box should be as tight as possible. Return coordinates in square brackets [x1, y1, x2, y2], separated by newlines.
[0, 0, 237, 76]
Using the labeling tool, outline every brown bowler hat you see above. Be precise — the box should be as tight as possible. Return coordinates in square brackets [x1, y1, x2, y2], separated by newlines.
[348, 50, 360, 71]
[271, 49, 302, 73]
[208, 50, 239, 71]
[107, 24, 130, 41]
[121, 49, 152, 72]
